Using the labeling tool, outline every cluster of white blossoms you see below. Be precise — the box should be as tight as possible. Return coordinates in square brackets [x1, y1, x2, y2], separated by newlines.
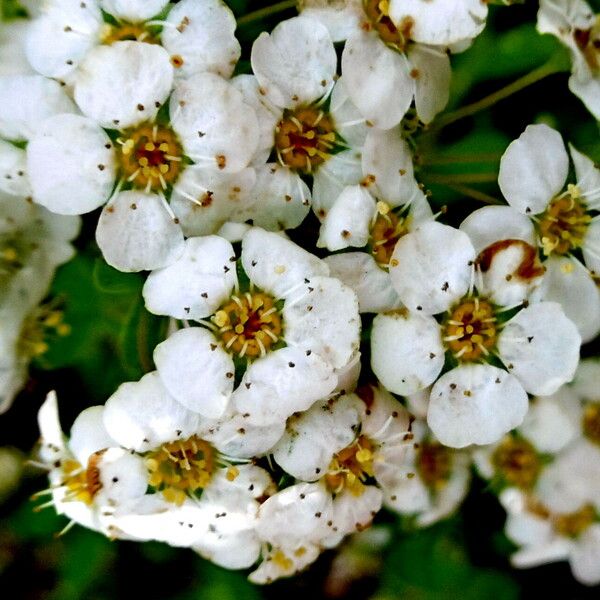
[0, 0, 599, 587]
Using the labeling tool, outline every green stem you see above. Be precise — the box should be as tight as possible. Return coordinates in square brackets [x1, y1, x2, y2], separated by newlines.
[419, 152, 503, 166]
[442, 183, 502, 205]
[237, 0, 298, 26]
[426, 60, 564, 133]
[426, 173, 498, 184]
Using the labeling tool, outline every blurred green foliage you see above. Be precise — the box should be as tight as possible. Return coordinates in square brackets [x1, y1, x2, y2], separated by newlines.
[1, 0, 600, 598]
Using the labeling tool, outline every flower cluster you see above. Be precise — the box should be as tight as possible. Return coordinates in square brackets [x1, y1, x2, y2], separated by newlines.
[0, 0, 598, 588]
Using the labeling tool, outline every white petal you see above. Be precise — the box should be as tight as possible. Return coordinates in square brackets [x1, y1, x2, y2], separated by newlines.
[203, 410, 285, 458]
[361, 128, 421, 206]
[519, 390, 580, 454]
[237, 164, 310, 232]
[0, 20, 35, 76]
[371, 310, 444, 395]
[569, 72, 600, 121]
[459, 205, 536, 253]
[329, 78, 369, 148]
[300, 0, 364, 42]
[143, 236, 237, 320]
[317, 185, 375, 251]
[103, 371, 201, 451]
[95, 448, 148, 506]
[324, 252, 402, 313]
[25, 0, 102, 78]
[511, 541, 572, 569]
[273, 393, 363, 481]
[37, 391, 66, 456]
[570, 144, 600, 207]
[232, 347, 337, 426]
[389, 0, 488, 45]
[389, 222, 475, 314]
[571, 525, 600, 586]
[498, 124, 569, 215]
[74, 41, 173, 129]
[154, 327, 234, 418]
[572, 358, 600, 400]
[531, 256, 600, 343]
[170, 73, 259, 173]
[428, 365, 529, 448]
[170, 167, 257, 237]
[582, 219, 600, 275]
[250, 16, 336, 108]
[161, 0, 240, 79]
[256, 482, 332, 546]
[96, 190, 184, 273]
[341, 30, 414, 130]
[505, 511, 554, 547]
[312, 148, 364, 219]
[26, 113, 115, 215]
[283, 276, 360, 369]
[241, 228, 328, 298]
[330, 486, 382, 537]
[0, 74, 76, 141]
[408, 44, 451, 124]
[498, 302, 581, 396]
[68, 405, 116, 465]
[100, 0, 169, 21]
[0, 140, 30, 197]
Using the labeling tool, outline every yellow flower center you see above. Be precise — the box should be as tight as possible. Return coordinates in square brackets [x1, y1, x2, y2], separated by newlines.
[443, 297, 497, 361]
[325, 436, 375, 496]
[491, 436, 541, 489]
[554, 504, 597, 538]
[416, 442, 452, 490]
[363, 0, 414, 52]
[61, 453, 104, 506]
[274, 106, 337, 173]
[369, 201, 410, 268]
[145, 436, 215, 506]
[117, 124, 183, 192]
[18, 304, 70, 359]
[212, 292, 282, 358]
[583, 402, 600, 446]
[101, 22, 159, 45]
[538, 186, 591, 256]
[574, 16, 600, 74]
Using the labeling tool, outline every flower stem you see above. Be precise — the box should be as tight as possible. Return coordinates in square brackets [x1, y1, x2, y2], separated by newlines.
[237, 0, 298, 26]
[419, 152, 503, 165]
[426, 173, 498, 184]
[442, 183, 502, 205]
[426, 60, 565, 133]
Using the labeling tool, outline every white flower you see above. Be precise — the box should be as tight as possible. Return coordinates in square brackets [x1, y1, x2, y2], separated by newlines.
[26, 72, 261, 271]
[249, 17, 371, 220]
[0, 195, 79, 412]
[498, 124, 600, 341]
[35, 392, 148, 537]
[142, 228, 360, 427]
[501, 440, 600, 586]
[25, 0, 240, 83]
[537, 0, 600, 119]
[0, 19, 35, 77]
[319, 181, 433, 313]
[371, 221, 581, 448]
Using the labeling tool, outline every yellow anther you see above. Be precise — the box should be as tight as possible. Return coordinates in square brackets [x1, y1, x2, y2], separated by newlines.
[356, 448, 373, 463]
[234, 324, 245, 334]
[213, 310, 229, 328]
[226, 466, 239, 481]
[2, 247, 18, 262]
[376, 201, 391, 215]
[144, 142, 155, 151]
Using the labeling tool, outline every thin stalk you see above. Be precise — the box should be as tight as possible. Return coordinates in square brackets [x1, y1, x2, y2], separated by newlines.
[426, 173, 498, 185]
[237, 1, 297, 26]
[443, 183, 502, 205]
[426, 60, 565, 133]
[419, 152, 503, 165]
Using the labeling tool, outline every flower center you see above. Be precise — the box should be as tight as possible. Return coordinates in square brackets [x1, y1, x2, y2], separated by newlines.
[118, 124, 183, 192]
[363, 0, 413, 52]
[554, 504, 597, 538]
[416, 442, 452, 489]
[59, 453, 104, 506]
[274, 107, 336, 173]
[101, 22, 159, 45]
[537, 186, 591, 256]
[574, 17, 600, 74]
[583, 402, 600, 446]
[443, 298, 497, 361]
[145, 436, 215, 506]
[18, 304, 70, 360]
[491, 436, 541, 489]
[325, 436, 375, 496]
[212, 292, 282, 358]
[369, 201, 409, 268]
